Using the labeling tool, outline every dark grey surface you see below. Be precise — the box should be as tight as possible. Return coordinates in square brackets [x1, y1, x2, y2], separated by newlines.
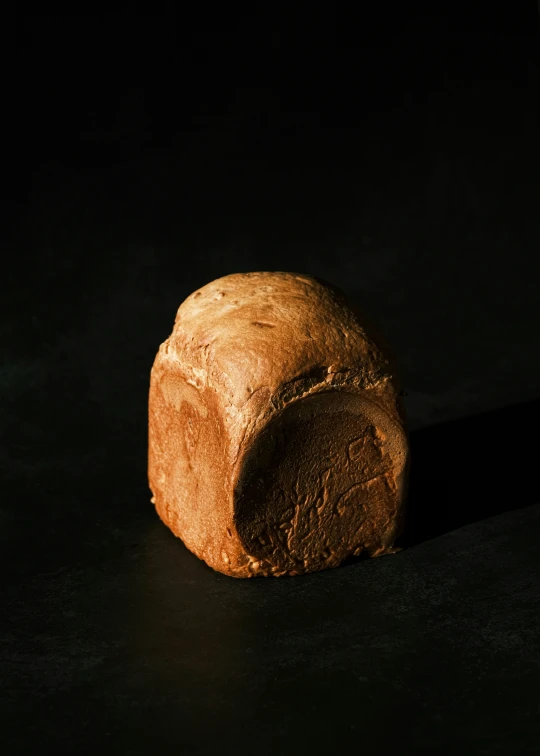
[3, 400, 540, 755]
[3, 501, 540, 756]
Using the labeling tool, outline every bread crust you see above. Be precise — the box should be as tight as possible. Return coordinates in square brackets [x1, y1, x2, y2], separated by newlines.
[148, 271, 409, 577]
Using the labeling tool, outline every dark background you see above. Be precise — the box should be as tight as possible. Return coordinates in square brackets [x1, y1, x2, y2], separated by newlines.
[3, 5, 540, 754]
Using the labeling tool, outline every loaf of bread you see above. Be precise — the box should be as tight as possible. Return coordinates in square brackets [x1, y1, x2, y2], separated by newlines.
[148, 271, 409, 577]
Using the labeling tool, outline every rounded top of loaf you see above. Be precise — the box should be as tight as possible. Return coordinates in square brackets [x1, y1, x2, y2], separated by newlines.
[162, 271, 397, 413]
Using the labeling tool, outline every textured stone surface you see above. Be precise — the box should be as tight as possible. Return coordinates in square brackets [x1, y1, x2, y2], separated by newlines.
[148, 271, 409, 577]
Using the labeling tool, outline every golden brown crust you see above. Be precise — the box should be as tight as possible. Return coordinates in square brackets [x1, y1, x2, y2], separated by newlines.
[148, 271, 410, 577]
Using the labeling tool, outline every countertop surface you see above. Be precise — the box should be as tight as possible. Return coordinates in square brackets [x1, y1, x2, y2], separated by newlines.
[3, 400, 540, 756]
